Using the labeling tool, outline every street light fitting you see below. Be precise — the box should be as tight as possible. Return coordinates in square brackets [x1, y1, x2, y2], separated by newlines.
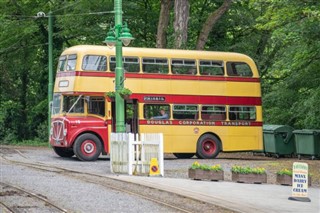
[103, 23, 134, 48]
[119, 23, 134, 46]
[103, 28, 117, 48]
[36, 11, 46, 17]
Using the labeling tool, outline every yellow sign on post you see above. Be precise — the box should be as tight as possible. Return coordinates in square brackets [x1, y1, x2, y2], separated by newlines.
[289, 162, 311, 202]
[149, 158, 160, 176]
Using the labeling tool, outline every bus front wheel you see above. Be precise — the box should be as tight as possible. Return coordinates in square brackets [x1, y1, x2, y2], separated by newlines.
[73, 133, 102, 161]
[173, 153, 195, 159]
[53, 147, 74, 158]
[196, 134, 221, 159]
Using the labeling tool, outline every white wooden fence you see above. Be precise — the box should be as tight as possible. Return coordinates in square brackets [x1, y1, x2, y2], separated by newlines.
[110, 133, 164, 176]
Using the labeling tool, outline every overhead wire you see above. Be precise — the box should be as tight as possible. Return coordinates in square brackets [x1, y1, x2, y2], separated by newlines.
[51, 0, 82, 13]
[0, 0, 113, 54]
[2, 11, 114, 19]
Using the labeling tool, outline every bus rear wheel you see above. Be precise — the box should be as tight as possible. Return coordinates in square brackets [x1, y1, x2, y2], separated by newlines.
[173, 153, 195, 159]
[196, 134, 221, 159]
[53, 147, 74, 158]
[73, 133, 102, 161]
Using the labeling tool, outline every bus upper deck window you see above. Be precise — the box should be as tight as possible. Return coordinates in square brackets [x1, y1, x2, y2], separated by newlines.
[82, 55, 107, 71]
[171, 59, 196, 75]
[199, 60, 224, 76]
[227, 62, 253, 77]
[109, 56, 139, 73]
[66, 54, 77, 71]
[57, 56, 67, 71]
[142, 58, 169, 74]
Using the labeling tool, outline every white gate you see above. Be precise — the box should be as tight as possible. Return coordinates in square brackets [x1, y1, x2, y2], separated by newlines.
[110, 133, 164, 176]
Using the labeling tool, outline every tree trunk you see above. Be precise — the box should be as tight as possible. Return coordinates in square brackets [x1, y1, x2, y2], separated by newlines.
[174, 0, 190, 49]
[196, 0, 232, 50]
[156, 0, 172, 48]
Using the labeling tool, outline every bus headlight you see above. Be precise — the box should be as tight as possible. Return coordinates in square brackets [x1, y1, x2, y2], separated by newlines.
[63, 129, 67, 136]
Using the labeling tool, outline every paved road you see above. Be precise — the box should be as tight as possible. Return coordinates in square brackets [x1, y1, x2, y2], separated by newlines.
[116, 175, 319, 213]
[2, 146, 319, 212]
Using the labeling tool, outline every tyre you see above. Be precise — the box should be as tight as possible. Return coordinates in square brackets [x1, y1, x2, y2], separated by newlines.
[73, 133, 102, 161]
[173, 153, 195, 159]
[196, 134, 221, 159]
[53, 147, 74, 158]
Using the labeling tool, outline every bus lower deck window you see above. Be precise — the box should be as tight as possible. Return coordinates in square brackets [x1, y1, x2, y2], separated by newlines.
[88, 97, 105, 116]
[144, 104, 170, 119]
[229, 106, 256, 120]
[201, 105, 226, 120]
[173, 105, 198, 119]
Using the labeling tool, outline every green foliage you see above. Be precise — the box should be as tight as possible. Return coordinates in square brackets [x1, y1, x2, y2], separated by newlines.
[231, 165, 266, 174]
[7, 139, 48, 147]
[1, 0, 319, 144]
[190, 161, 223, 171]
[105, 88, 132, 99]
[105, 91, 115, 98]
[120, 87, 132, 96]
[258, 0, 320, 129]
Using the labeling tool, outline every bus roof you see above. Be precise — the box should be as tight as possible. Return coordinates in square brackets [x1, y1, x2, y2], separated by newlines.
[61, 45, 256, 63]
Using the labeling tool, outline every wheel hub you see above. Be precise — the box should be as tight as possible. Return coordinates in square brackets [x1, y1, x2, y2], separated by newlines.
[204, 144, 211, 151]
[83, 142, 94, 154]
[203, 141, 215, 154]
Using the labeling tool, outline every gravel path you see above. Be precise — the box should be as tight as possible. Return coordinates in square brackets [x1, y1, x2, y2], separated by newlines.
[1, 162, 180, 212]
[1, 146, 235, 213]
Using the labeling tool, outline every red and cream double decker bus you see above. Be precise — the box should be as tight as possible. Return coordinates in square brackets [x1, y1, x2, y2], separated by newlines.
[50, 45, 263, 161]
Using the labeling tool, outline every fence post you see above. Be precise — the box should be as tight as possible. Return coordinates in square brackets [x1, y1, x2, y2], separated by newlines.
[110, 132, 164, 176]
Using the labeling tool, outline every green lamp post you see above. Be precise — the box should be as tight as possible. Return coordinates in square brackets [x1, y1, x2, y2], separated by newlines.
[36, 11, 53, 140]
[48, 11, 53, 138]
[103, 0, 134, 133]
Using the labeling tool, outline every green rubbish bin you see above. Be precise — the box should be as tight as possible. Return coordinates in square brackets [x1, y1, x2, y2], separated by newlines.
[263, 125, 295, 158]
[293, 129, 320, 160]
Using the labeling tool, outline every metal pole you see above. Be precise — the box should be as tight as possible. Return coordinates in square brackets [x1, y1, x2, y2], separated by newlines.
[48, 11, 53, 138]
[114, 0, 125, 133]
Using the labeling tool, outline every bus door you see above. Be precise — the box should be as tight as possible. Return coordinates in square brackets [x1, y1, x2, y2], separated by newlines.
[111, 99, 139, 134]
[125, 99, 139, 134]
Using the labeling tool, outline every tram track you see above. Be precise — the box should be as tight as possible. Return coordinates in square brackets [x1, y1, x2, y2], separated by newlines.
[1, 152, 233, 213]
[0, 201, 14, 213]
[0, 182, 67, 213]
